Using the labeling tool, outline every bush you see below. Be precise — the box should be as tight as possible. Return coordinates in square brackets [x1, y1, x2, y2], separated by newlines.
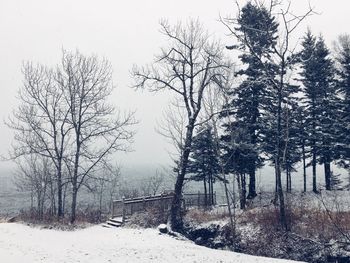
[125, 206, 168, 228]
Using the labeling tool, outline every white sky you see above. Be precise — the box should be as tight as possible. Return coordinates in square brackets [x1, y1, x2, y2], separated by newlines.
[0, 0, 349, 174]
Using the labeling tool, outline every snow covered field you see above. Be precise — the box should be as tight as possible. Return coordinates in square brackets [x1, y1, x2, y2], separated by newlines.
[0, 223, 303, 263]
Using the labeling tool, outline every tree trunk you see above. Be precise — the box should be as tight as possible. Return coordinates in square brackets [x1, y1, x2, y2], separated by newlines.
[247, 169, 257, 199]
[237, 175, 242, 209]
[209, 173, 214, 206]
[241, 174, 247, 209]
[302, 143, 307, 192]
[276, 75, 288, 230]
[312, 102, 317, 193]
[62, 183, 68, 215]
[312, 149, 317, 193]
[70, 139, 81, 224]
[57, 163, 63, 218]
[203, 178, 208, 208]
[287, 169, 292, 193]
[248, 112, 258, 199]
[71, 184, 78, 224]
[324, 161, 331, 190]
[169, 121, 195, 232]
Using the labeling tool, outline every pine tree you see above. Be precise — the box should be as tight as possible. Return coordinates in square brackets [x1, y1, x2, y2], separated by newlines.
[299, 30, 319, 192]
[316, 37, 339, 190]
[334, 35, 350, 172]
[187, 126, 221, 207]
[299, 31, 339, 191]
[223, 1, 278, 199]
[221, 122, 261, 209]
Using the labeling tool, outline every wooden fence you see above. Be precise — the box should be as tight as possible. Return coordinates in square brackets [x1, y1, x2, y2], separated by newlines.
[111, 193, 174, 219]
[111, 191, 216, 220]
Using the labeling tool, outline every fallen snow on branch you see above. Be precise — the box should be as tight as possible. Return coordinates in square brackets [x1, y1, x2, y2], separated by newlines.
[0, 223, 302, 263]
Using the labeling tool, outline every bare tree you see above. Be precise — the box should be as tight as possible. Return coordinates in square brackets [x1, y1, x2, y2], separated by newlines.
[14, 154, 53, 219]
[7, 62, 71, 218]
[57, 50, 136, 223]
[140, 170, 166, 196]
[156, 98, 187, 167]
[221, 0, 314, 230]
[211, 70, 240, 247]
[90, 164, 120, 219]
[133, 19, 229, 231]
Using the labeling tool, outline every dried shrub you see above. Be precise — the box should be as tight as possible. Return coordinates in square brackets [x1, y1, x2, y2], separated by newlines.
[125, 206, 168, 228]
[16, 207, 104, 230]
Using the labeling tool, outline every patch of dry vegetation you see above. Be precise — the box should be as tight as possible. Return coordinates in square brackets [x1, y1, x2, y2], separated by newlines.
[125, 207, 168, 228]
[13, 208, 106, 230]
[180, 193, 350, 262]
[184, 207, 230, 225]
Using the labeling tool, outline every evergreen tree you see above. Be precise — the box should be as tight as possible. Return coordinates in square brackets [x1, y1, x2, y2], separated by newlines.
[299, 31, 339, 191]
[221, 123, 261, 209]
[315, 37, 340, 190]
[299, 30, 318, 192]
[223, 1, 278, 199]
[334, 35, 350, 172]
[187, 126, 221, 207]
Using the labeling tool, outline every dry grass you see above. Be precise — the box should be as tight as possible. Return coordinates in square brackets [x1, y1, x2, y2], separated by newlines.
[126, 207, 169, 228]
[0, 217, 8, 223]
[184, 207, 230, 224]
[239, 202, 350, 243]
[13, 208, 105, 230]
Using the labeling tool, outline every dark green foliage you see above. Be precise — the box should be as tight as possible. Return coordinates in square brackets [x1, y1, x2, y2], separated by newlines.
[335, 35, 350, 171]
[299, 30, 340, 190]
[236, 2, 278, 56]
[187, 126, 221, 206]
[221, 124, 262, 177]
[220, 123, 262, 209]
[222, 1, 279, 199]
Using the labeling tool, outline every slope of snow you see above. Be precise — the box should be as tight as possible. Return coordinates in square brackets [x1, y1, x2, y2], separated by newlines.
[0, 223, 303, 263]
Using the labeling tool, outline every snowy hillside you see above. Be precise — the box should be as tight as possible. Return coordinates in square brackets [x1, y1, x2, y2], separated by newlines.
[0, 223, 303, 263]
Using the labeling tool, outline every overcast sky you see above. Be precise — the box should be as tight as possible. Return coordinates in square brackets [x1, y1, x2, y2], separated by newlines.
[0, 0, 349, 174]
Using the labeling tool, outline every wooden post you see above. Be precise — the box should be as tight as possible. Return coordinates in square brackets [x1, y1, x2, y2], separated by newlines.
[122, 196, 126, 223]
[111, 200, 115, 218]
[160, 193, 164, 211]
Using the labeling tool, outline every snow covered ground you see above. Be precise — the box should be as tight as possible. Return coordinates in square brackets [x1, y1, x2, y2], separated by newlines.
[0, 223, 303, 263]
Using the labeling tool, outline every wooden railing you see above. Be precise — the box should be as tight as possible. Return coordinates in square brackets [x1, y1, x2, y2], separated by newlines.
[111, 191, 216, 220]
[111, 193, 175, 220]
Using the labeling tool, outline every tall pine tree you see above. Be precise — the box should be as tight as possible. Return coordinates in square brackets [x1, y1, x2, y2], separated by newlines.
[334, 35, 350, 172]
[299, 31, 339, 191]
[223, 1, 278, 199]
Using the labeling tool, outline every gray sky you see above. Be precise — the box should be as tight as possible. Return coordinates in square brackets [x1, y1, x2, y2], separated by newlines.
[0, 0, 349, 174]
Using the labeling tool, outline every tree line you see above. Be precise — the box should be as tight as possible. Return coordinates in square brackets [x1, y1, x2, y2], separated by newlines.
[133, 1, 350, 232]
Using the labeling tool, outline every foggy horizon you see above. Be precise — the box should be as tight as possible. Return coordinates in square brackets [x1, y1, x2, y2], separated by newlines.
[1, 0, 349, 174]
